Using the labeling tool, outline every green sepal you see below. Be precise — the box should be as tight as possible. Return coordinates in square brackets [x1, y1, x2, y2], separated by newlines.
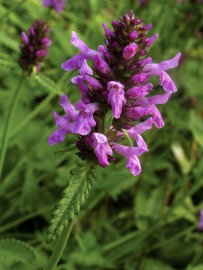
[122, 129, 133, 146]
[46, 162, 96, 244]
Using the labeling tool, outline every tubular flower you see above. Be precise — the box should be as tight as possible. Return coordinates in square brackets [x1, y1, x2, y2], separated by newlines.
[49, 10, 181, 176]
[43, 0, 67, 13]
[198, 210, 203, 231]
[18, 19, 51, 73]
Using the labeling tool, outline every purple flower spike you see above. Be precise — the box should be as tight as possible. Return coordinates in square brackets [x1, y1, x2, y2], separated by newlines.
[92, 133, 113, 167]
[43, 0, 66, 13]
[107, 81, 126, 119]
[123, 43, 138, 60]
[18, 19, 51, 72]
[49, 10, 180, 175]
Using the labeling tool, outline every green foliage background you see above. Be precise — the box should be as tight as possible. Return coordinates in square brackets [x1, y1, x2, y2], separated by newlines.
[0, 0, 203, 269]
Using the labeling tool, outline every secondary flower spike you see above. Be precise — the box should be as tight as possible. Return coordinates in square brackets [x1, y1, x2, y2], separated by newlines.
[43, 0, 67, 13]
[49, 10, 181, 176]
[18, 19, 51, 73]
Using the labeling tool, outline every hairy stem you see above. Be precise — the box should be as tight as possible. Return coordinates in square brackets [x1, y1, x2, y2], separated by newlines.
[43, 221, 74, 270]
[0, 72, 25, 181]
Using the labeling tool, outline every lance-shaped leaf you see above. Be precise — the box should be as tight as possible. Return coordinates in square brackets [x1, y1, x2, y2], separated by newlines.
[46, 162, 96, 243]
[0, 238, 36, 263]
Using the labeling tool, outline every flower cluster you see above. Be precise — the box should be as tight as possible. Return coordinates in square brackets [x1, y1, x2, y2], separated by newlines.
[18, 19, 51, 73]
[49, 10, 181, 176]
[43, 0, 67, 13]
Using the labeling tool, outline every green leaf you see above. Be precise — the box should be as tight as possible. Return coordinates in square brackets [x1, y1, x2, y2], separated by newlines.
[0, 238, 36, 263]
[0, 53, 18, 70]
[171, 142, 192, 175]
[34, 74, 63, 95]
[46, 162, 96, 243]
[187, 265, 203, 270]
[0, 31, 19, 51]
[104, 109, 113, 134]
[141, 258, 174, 270]
[189, 111, 203, 148]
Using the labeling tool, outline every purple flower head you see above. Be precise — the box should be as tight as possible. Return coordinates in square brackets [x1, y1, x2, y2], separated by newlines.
[18, 19, 51, 73]
[43, 0, 66, 13]
[49, 10, 180, 176]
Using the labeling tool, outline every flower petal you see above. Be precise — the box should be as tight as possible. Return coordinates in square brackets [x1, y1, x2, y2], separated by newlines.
[123, 43, 138, 60]
[48, 128, 66, 145]
[144, 52, 181, 72]
[127, 118, 153, 138]
[160, 71, 177, 92]
[61, 53, 85, 71]
[92, 133, 113, 167]
[94, 55, 111, 75]
[107, 81, 126, 119]
[59, 94, 78, 119]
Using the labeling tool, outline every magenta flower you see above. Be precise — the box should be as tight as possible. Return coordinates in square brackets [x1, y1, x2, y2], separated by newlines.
[43, 0, 66, 13]
[49, 10, 181, 176]
[18, 19, 51, 72]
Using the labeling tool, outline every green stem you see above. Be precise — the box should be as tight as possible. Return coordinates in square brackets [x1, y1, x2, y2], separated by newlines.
[43, 221, 74, 270]
[0, 72, 25, 181]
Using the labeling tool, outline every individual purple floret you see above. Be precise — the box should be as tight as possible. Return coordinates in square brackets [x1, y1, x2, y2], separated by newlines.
[43, 0, 66, 13]
[18, 19, 51, 73]
[198, 210, 203, 231]
[49, 10, 181, 176]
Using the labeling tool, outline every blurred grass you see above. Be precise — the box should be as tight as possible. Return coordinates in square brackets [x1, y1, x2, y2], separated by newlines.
[0, 0, 203, 269]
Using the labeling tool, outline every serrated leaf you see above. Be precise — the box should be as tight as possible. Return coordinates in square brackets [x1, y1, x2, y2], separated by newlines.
[34, 74, 62, 95]
[46, 162, 95, 243]
[0, 238, 36, 263]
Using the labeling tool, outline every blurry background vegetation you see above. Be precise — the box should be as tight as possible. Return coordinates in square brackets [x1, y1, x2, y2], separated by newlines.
[0, 0, 203, 269]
